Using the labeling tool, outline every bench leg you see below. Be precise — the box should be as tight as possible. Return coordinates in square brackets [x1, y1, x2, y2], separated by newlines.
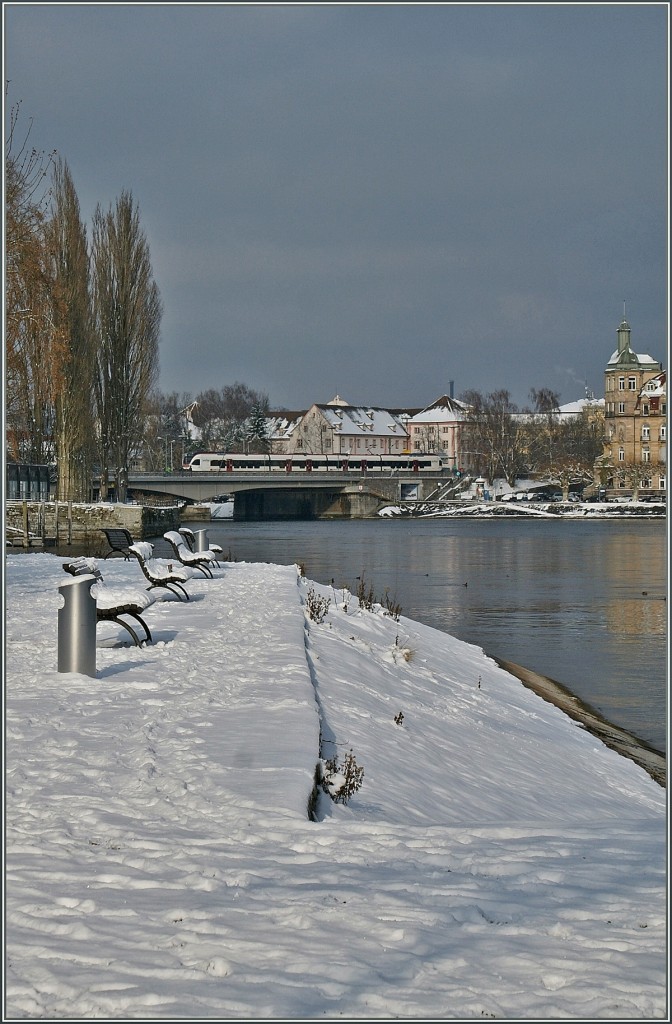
[98, 614, 142, 647]
[125, 611, 152, 644]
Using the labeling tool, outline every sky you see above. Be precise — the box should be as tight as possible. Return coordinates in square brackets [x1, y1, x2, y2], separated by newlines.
[4, 550, 667, 1018]
[3, 2, 669, 412]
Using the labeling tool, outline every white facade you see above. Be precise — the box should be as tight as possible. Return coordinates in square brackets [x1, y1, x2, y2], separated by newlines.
[282, 396, 410, 457]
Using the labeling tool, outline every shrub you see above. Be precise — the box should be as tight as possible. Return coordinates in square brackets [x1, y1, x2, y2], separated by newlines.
[382, 588, 402, 621]
[321, 750, 364, 804]
[306, 586, 330, 623]
[356, 575, 376, 611]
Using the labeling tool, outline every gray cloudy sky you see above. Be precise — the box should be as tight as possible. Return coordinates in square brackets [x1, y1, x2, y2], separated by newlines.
[4, 3, 668, 411]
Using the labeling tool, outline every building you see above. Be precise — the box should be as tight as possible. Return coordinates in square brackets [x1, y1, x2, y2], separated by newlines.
[601, 318, 666, 496]
[266, 412, 306, 454]
[281, 396, 412, 457]
[405, 392, 470, 467]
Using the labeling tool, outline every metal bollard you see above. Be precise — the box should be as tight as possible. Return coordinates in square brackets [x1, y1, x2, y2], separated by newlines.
[58, 574, 97, 676]
[194, 529, 209, 552]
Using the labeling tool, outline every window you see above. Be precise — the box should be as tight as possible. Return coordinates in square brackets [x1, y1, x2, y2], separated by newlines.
[642, 477, 651, 489]
[295, 438, 303, 449]
[618, 402, 626, 414]
[618, 376, 625, 390]
[647, 380, 657, 391]
[628, 377, 637, 391]
[660, 426, 666, 441]
[642, 448, 650, 463]
[659, 477, 666, 490]
[325, 439, 332, 449]
[642, 404, 649, 416]
[662, 403, 667, 415]
[618, 447, 625, 462]
[641, 426, 650, 440]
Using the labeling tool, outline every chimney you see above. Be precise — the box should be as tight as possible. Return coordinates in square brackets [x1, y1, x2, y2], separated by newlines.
[448, 380, 454, 400]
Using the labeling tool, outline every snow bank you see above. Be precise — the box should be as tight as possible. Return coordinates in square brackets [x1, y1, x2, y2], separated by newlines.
[4, 553, 667, 1019]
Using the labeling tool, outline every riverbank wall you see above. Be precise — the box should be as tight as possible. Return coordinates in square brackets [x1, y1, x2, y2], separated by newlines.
[5, 501, 184, 553]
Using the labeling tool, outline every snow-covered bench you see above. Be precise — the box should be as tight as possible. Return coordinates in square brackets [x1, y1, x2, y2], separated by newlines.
[179, 527, 223, 566]
[163, 530, 217, 579]
[62, 557, 155, 647]
[128, 541, 192, 602]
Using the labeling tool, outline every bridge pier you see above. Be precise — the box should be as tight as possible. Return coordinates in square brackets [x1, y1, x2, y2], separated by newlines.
[234, 488, 366, 520]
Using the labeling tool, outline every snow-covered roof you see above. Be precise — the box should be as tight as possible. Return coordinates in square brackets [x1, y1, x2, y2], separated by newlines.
[407, 394, 470, 424]
[558, 397, 605, 416]
[315, 405, 408, 436]
[638, 370, 666, 399]
[606, 349, 662, 370]
[266, 413, 305, 440]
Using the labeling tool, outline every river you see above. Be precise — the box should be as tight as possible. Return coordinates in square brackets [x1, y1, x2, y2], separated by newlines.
[153, 517, 667, 756]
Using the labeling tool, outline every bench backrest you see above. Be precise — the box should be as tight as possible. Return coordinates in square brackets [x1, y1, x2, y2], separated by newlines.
[102, 528, 133, 549]
[164, 530, 187, 549]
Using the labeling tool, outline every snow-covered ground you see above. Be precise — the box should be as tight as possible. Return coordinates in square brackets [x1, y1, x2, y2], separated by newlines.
[4, 552, 667, 1019]
[379, 499, 666, 518]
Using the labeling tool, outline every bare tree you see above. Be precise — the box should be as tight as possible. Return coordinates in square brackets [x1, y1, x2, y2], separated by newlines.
[91, 191, 161, 501]
[144, 389, 195, 470]
[47, 159, 95, 500]
[460, 389, 526, 486]
[192, 383, 269, 452]
[526, 406, 603, 498]
[5, 94, 58, 464]
[528, 387, 561, 415]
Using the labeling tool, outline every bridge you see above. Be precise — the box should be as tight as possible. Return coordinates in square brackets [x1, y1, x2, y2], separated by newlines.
[127, 469, 455, 520]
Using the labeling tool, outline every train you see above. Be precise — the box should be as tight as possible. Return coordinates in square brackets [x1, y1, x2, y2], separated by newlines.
[184, 452, 447, 473]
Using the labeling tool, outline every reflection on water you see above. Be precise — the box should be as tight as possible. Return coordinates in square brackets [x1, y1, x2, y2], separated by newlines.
[152, 518, 667, 754]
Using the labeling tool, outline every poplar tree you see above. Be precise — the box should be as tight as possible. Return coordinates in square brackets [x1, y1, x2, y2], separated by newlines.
[47, 159, 95, 500]
[91, 191, 161, 501]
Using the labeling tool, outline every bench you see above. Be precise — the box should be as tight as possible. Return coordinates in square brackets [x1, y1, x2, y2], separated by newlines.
[164, 531, 216, 579]
[128, 541, 192, 602]
[63, 557, 154, 647]
[101, 528, 134, 560]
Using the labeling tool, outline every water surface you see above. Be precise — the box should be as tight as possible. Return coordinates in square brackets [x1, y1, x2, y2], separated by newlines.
[153, 518, 667, 754]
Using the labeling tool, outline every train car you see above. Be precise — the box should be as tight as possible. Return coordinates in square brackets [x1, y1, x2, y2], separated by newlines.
[185, 452, 446, 473]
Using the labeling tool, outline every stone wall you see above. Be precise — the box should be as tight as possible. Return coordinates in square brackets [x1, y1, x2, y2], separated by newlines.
[6, 501, 182, 551]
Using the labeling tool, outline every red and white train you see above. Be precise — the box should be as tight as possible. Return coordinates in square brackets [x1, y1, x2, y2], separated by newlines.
[184, 452, 446, 474]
